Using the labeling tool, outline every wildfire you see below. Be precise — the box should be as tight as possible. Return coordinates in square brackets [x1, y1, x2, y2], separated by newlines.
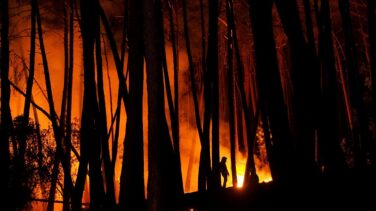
[234, 160, 273, 189]
[236, 175, 244, 188]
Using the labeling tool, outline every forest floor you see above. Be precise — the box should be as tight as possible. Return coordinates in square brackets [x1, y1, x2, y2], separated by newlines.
[180, 170, 376, 210]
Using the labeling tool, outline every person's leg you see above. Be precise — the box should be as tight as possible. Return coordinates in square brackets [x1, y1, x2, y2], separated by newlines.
[223, 176, 227, 188]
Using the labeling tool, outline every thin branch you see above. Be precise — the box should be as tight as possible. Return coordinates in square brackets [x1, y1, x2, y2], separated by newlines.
[9, 80, 52, 120]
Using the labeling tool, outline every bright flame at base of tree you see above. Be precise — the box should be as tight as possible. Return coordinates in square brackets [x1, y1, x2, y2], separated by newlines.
[237, 175, 244, 188]
[234, 163, 273, 189]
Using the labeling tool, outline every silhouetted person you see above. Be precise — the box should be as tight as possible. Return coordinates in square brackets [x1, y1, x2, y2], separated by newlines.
[220, 156, 229, 188]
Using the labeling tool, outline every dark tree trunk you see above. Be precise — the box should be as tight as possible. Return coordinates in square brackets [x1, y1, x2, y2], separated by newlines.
[95, 15, 115, 208]
[15, 0, 36, 199]
[119, 0, 145, 210]
[0, 0, 12, 208]
[182, 0, 211, 192]
[160, 4, 183, 194]
[47, 155, 60, 211]
[275, 0, 320, 179]
[99, 6, 129, 111]
[64, 0, 74, 208]
[317, 0, 347, 176]
[303, 0, 316, 55]
[226, 0, 237, 188]
[143, 0, 182, 210]
[368, 0, 376, 167]
[168, 0, 184, 195]
[207, 0, 221, 190]
[112, 87, 122, 171]
[339, 0, 369, 171]
[61, 2, 71, 209]
[34, 0, 75, 202]
[248, 0, 294, 184]
[19, 0, 36, 168]
[80, 0, 105, 208]
[229, 0, 257, 183]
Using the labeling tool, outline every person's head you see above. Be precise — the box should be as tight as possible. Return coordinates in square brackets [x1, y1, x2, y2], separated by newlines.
[221, 156, 227, 163]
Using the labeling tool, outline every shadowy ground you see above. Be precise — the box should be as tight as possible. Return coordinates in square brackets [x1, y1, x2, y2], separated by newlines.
[180, 170, 376, 210]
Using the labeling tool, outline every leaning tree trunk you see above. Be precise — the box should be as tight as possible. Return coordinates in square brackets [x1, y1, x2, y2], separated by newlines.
[119, 0, 145, 210]
[159, 4, 183, 194]
[167, 0, 184, 194]
[143, 0, 182, 210]
[95, 15, 115, 208]
[339, 0, 369, 171]
[34, 0, 75, 205]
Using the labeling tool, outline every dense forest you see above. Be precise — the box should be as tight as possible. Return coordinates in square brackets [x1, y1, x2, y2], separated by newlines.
[0, 0, 376, 210]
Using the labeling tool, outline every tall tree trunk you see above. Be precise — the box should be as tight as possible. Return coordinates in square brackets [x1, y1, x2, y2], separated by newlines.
[182, 0, 211, 192]
[61, 1, 71, 210]
[159, 5, 183, 194]
[339, 0, 369, 172]
[112, 87, 122, 171]
[168, 0, 183, 194]
[47, 155, 60, 211]
[34, 0, 75, 202]
[19, 0, 36, 168]
[64, 0, 74, 208]
[207, 0, 221, 190]
[15, 1, 36, 200]
[0, 0, 12, 208]
[317, 0, 347, 176]
[303, 0, 316, 55]
[229, 0, 257, 184]
[80, 0, 105, 208]
[248, 0, 294, 184]
[368, 0, 376, 168]
[95, 17, 115, 208]
[143, 0, 182, 210]
[119, 0, 145, 210]
[226, 0, 237, 188]
[98, 6, 129, 111]
[275, 0, 320, 179]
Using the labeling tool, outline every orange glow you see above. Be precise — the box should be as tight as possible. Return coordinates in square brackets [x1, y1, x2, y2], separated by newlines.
[10, 2, 271, 207]
[237, 175, 244, 188]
